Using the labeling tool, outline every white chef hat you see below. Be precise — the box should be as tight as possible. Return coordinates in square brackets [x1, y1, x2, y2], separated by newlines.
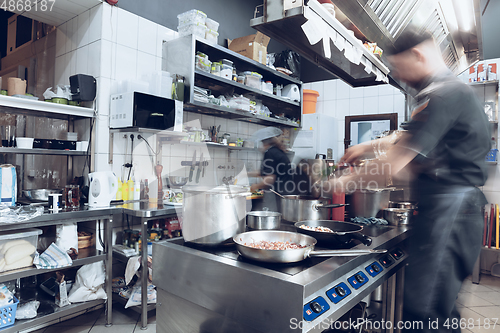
[251, 127, 283, 142]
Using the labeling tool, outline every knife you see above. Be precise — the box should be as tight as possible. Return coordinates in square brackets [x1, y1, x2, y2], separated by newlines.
[196, 152, 203, 183]
[189, 150, 197, 182]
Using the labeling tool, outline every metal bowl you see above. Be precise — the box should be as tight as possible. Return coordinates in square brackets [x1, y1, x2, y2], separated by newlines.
[383, 208, 412, 226]
[169, 176, 188, 187]
[23, 189, 62, 201]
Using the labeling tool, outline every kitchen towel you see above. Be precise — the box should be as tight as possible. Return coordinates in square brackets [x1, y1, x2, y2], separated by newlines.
[34, 242, 73, 269]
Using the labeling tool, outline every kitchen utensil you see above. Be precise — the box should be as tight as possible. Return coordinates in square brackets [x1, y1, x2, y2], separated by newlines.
[196, 152, 203, 183]
[64, 185, 80, 209]
[247, 211, 281, 230]
[279, 195, 347, 222]
[382, 208, 412, 226]
[169, 176, 188, 187]
[189, 151, 197, 182]
[295, 220, 372, 246]
[269, 189, 285, 199]
[156, 164, 163, 200]
[347, 188, 393, 218]
[88, 171, 118, 207]
[23, 189, 62, 202]
[233, 231, 386, 264]
[182, 185, 251, 245]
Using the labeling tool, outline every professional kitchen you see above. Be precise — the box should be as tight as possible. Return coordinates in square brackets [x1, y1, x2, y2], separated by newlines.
[0, 0, 499, 332]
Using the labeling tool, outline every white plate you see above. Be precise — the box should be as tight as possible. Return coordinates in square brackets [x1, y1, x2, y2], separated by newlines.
[163, 201, 182, 206]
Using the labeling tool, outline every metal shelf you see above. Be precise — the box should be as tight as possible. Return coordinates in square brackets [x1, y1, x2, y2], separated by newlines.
[194, 70, 300, 107]
[468, 80, 499, 87]
[183, 101, 300, 128]
[0, 250, 105, 284]
[0, 147, 87, 156]
[0, 95, 94, 119]
[112, 293, 156, 313]
[2, 299, 104, 333]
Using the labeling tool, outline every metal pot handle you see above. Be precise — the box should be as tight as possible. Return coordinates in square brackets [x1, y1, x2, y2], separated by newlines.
[350, 232, 372, 246]
[309, 249, 386, 257]
[313, 203, 349, 210]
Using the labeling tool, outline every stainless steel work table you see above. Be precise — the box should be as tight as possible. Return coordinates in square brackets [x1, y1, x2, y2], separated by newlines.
[0, 206, 122, 333]
[121, 202, 179, 330]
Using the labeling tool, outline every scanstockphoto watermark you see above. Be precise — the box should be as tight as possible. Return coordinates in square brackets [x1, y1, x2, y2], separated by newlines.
[289, 318, 425, 331]
[1, 0, 56, 12]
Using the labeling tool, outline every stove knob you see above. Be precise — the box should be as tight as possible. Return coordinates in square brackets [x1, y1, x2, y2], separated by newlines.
[310, 301, 323, 314]
[355, 274, 365, 283]
[371, 264, 380, 273]
[335, 286, 346, 297]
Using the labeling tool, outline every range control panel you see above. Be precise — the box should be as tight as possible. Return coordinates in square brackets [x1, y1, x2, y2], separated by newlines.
[303, 247, 406, 322]
[348, 271, 369, 289]
[326, 282, 351, 304]
[303, 296, 330, 322]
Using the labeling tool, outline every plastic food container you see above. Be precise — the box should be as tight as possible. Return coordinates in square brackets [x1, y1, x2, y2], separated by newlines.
[237, 76, 245, 84]
[0, 228, 42, 273]
[195, 55, 212, 73]
[177, 9, 207, 26]
[178, 22, 207, 38]
[205, 29, 219, 43]
[16, 137, 34, 149]
[231, 96, 250, 111]
[220, 65, 233, 80]
[243, 71, 263, 89]
[205, 18, 219, 31]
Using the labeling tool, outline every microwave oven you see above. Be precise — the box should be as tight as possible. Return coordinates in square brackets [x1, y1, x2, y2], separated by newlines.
[109, 92, 183, 131]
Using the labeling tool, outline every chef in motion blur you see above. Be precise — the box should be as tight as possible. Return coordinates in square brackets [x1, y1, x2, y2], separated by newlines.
[325, 28, 490, 333]
[249, 127, 294, 212]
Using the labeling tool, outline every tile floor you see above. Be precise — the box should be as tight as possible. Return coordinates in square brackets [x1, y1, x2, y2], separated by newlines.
[23, 274, 500, 333]
[27, 305, 156, 333]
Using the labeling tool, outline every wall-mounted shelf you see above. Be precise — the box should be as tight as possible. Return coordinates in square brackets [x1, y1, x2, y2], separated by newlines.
[163, 35, 302, 128]
[0, 95, 94, 119]
[0, 147, 87, 156]
[468, 80, 499, 87]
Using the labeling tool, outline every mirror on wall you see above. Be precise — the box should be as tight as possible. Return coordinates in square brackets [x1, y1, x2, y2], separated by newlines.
[344, 113, 398, 150]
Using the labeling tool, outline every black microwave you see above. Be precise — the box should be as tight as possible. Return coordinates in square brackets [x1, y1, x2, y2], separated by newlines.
[109, 92, 183, 131]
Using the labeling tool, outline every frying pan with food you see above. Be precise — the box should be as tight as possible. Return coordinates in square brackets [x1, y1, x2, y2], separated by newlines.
[233, 230, 385, 264]
[295, 220, 372, 247]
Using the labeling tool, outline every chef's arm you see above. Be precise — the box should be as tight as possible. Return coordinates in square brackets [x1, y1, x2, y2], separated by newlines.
[247, 170, 261, 178]
[326, 136, 419, 193]
[341, 135, 400, 165]
[250, 175, 276, 193]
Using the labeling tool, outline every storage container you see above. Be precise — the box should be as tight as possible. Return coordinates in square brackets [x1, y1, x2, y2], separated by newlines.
[205, 18, 219, 31]
[16, 137, 34, 149]
[195, 55, 212, 73]
[220, 59, 233, 67]
[205, 29, 219, 43]
[262, 81, 273, 94]
[177, 9, 207, 26]
[0, 296, 18, 330]
[230, 96, 250, 111]
[177, 22, 207, 38]
[0, 228, 42, 273]
[220, 65, 233, 80]
[243, 71, 263, 89]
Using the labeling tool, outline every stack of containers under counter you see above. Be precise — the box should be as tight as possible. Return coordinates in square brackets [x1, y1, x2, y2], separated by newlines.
[177, 9, 219, 44]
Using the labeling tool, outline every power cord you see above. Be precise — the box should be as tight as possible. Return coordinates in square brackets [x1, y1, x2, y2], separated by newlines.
[137, 134, 158, 155]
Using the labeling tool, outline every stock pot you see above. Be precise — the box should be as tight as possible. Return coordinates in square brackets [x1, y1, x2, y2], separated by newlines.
[279, 195, 347, 222]
[182, 185, 251, 245]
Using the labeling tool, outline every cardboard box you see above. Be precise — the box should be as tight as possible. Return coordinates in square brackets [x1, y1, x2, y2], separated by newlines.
[228, 32, 270, 65]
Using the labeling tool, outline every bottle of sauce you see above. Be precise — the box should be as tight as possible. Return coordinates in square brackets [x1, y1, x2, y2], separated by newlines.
[116, 177, 122, 200]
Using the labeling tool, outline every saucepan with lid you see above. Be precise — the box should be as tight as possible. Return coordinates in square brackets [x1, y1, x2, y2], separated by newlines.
[233, 230, 385, 264]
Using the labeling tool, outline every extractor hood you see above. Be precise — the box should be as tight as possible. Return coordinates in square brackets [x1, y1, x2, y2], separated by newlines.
[251, 0, 482, 88]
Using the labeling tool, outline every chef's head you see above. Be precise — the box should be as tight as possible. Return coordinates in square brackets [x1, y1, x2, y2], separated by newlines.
[252, 127, 284, 152]
[387, 27, 447, 88]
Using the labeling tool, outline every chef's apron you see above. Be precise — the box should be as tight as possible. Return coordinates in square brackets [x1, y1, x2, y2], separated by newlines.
[403, 186, 486, 333]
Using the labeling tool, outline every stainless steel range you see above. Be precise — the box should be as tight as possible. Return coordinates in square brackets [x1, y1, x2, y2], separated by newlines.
[153, 223, 410, 333]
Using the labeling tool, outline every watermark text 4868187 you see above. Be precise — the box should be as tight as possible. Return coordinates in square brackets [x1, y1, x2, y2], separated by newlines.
[1, 0, 56, 12]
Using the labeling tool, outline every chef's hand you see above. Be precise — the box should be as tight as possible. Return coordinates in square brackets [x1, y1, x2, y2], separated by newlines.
[250, 184, 260, 193]
[340, 143, 374, 165]
[317, 177, 345, 198]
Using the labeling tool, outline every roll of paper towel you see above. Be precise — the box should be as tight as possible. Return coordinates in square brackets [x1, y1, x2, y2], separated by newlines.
[0, 165, 17, 206]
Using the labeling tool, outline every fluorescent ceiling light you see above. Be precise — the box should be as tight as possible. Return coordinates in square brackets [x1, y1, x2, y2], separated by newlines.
[439, 0, 458, 32]
[454, 0, 474, 31]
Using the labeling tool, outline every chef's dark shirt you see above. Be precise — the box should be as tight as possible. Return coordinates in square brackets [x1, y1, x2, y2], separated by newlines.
[404, 70, 491, 193]
[261, 146, 294, 194]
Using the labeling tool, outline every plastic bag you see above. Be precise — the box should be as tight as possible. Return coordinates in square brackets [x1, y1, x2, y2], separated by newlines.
[56, 223, 78, 254]
[124, 283, 156, 309]
[68, 262, 107, 303]
[16, 301, 40, 320]
[271, 50, 301, 78]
